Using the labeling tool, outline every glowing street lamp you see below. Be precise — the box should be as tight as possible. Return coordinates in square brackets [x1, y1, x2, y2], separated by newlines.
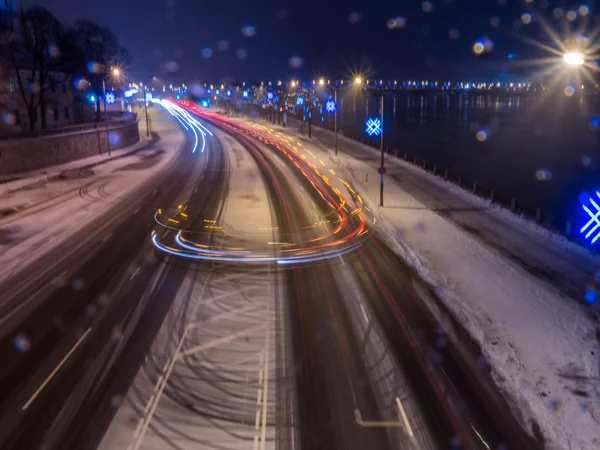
[319, 78, 325, 86]
[354, 77, 362, 85]
[563, 51, 584, 66]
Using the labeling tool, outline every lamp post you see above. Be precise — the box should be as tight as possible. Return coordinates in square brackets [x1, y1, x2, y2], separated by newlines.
[102, 67, 121, 156]
[357, 76, 386, 207]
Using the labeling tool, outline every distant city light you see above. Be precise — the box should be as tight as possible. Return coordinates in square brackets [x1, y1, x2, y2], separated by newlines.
[365, 117, 382, 136]
[267, 91, 274, 100]
[296, 96, 304, 106]
[89, 95, 96, 102]
[354, 77, 362, 85]
[226, 89, 233, 96]
[325, 99, 336, 113]
[581, 191, 600, 244]
[242, 90, 249, 98]
[563, 51, 584, 66]
[112, 68, 120, 76]
[201, 100, 208, 107]
[291, 80, 296, 87]
[319, 78, 325, 86]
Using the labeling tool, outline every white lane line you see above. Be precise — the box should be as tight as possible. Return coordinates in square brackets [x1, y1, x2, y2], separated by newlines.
[359, 304, 370, 324]
[178, 324, 265, 358]
[22, 327, 92, 411]
[258, 369, 263, 385]
[255, 409, 261, 430]
[143, 395, 155, 415]
[162, 358, 171, 372]
[154, 375, 164, 392]
[129, 267, 140, 281]
[131, 271, 215, 450]
[257, 388, 262, 405]
[396, 397, 414, 438]
[253, 435, 259, 450]
[102, 232, 113, 243]
[260, 285, 272, 450]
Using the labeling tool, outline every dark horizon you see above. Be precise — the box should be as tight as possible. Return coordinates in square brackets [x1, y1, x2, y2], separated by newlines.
[29, 0, 592, 84]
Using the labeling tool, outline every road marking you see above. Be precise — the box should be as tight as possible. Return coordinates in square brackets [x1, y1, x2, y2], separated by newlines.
[129, 267, 140, 281]
[154, 375, 164, 392]
[258, 369, 263, 385]
[253, 436, 259, 450]
[179, 324, 265, 358]
[162, 358, 170, 372]
[22, 327, 92, 411]
[396, 397, 414, 438]
[255, 409, 261, 430]
[102, 233, 113, 243]
[359, 304, 370, 324]
[131, 271, 215, 450]
[257, 388, 262, 405]
[143, 395, 155, 415]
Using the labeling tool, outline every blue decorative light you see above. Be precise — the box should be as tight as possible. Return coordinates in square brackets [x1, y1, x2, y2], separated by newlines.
[215, 89, 220, 95]
[581, 191, 600, 244]
[89, 95, 96, 102]
[201, 100, 209, 108]
[123, 88, 138, 98]
[365, 117, 382, 136]
[267, 91, 274, 100]
[325, 99, 336, 113]
[296, 96, 304, 106]
[242, 90, 249, 98]
[105, 91, 116, 105]
[226, 89, 233, 96]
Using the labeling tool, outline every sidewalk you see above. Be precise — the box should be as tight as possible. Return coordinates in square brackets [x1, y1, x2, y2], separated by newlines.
[0, 109, 184, 287]
[234, 115, 600, 450]
[0, 135, 153, 197]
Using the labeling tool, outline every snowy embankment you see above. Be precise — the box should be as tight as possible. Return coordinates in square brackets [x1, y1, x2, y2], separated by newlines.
[0, 110, 184, 286]
[238, 116, 600, 450]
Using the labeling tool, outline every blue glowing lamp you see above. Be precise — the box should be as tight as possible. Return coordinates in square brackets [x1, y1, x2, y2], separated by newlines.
[296, 96, 304, 106]
[226, 89, 233, 97]
[242, 90, 249, 98]
[105, 91, 116, 105]
[325, 99, 336, 113]
[267, 91, 274, 100]
[581, 191, 600, 244]
[365, 117, 382, 136]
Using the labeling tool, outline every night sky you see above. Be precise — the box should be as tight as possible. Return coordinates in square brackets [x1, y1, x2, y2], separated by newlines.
[32, 0, 591, 83]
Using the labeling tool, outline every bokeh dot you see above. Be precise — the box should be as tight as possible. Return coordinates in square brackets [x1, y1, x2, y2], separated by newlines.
[201, 47, 213, 58]
[289, 56, 303, 68]
[589, 116, 600, 130]
[348, 12, 362, 24]
[236, 48, 247, 60]
[584, 289, 596, 305]
[13, 333, 31, 352]
[490, 16, 500, 27]
[521, 13, 532, 24]
[422, 1, 433, 13]
[566, 10, 577, 21]
[581, 155, 592, 167]
[564, 85, 575, 96]
[449, 29, 460, 39]
[241, 25, 256, 38]
[553, 8, 564, 19]
[579, 5, 589, 16]
[476, 129, 488, 141]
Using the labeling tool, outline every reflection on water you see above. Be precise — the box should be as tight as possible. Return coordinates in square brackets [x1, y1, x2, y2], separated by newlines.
[322, 92, 600, 228]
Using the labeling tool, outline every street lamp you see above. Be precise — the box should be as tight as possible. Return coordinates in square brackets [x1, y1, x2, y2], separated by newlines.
[563, 51, 584, 66]
[354, 77, 362, 85]
[319, 78, 325, 86]
[102, 66, 122, 156]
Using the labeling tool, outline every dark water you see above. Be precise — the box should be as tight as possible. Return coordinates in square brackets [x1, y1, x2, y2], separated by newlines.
[318, 91, 600, 231]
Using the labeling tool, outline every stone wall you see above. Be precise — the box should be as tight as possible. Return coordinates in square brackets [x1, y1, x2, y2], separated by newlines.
[0, 120, 140, 175]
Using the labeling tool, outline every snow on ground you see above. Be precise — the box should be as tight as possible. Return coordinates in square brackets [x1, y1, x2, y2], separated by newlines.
[0, 109, 185, 286]
[229, 114, 600, 450]
[101, 125, 281, 450]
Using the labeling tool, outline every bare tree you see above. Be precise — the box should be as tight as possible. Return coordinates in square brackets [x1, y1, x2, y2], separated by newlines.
[0, 7, 63, 130]
[70, 20, 128, 119]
